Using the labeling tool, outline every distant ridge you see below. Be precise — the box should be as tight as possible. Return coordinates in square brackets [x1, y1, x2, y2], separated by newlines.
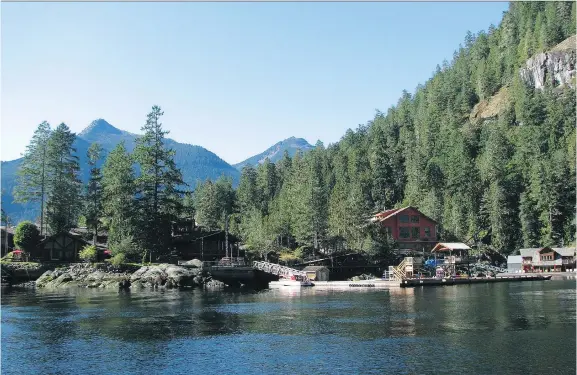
[233, 137, 314, 170]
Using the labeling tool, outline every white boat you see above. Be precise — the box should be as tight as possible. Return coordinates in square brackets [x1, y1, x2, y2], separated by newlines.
[270, 274, 314, 288]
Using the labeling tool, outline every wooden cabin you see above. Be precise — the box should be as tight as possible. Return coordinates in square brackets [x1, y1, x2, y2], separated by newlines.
[171, 219, 242, 261]
[371, 206, 438, 253]
[33, 232, 90, 262]
[1, 226, 15, 256]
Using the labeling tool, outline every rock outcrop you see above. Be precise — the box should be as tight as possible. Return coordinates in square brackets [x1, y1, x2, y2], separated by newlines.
[519, 35, 576, 90]
[129, 263, 208, 289]
[36, 263, 132, 289]
[34, 262, 217, 290]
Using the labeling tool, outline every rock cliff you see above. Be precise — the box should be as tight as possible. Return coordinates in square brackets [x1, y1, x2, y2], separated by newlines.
[519, 35, 576, 90]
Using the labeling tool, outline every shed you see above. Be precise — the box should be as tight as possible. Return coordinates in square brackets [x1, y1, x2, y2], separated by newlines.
[507, 255, 522, 273]
[302, 266, 330, 281]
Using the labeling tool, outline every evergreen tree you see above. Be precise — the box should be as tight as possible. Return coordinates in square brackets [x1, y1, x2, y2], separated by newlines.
[45, 123, 82, 235]
[13, 121, 51, 235]
[133, 106, 184, 261]
[85, 143, 104, 244]
[102, 142, 138, 257]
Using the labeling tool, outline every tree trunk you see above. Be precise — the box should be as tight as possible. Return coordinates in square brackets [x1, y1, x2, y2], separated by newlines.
[225, 213, 229, 259]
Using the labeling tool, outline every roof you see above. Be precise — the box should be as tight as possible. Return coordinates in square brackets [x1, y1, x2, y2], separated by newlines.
[38, 231, 90, 246]
[431, 242, 471, 252]
[519, 247, 576, 257]
[372, 206, 438, 224]
[303, 266, 330, 271]
[553, 247, 576, 257]
[0, 226, 15, 235]
[519, 248, 542, 257]
[507, 255, 522, 263]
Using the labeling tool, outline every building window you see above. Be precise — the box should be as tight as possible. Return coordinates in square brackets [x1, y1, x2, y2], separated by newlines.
[385, 226, 392, 237]
[411, 227, 420, 239]
[411, 215, 420, 223]
[424, 227, 431, 237]
[400, 227, 410, 238]
[399, 215, 409, 223]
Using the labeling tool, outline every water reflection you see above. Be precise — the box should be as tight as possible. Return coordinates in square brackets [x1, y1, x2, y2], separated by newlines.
[2, 281, 576, 375]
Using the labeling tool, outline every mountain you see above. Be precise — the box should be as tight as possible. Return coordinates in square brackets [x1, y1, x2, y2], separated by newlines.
[1, 119, 240, 223]
[233, 137, 314, 170]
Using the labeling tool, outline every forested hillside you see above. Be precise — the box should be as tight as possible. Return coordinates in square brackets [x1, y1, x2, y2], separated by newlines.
[195, 2, 576, 259]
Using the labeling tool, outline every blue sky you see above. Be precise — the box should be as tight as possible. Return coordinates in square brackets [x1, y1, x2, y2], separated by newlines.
[1, 2, 509, 164]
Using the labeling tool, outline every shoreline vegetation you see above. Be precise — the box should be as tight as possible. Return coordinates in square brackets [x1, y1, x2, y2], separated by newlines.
[2, 3, 576, 272]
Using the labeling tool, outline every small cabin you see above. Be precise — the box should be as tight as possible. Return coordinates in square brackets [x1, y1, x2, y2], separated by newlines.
[33, 232, 90, 262]
[302, 266, 330, 281]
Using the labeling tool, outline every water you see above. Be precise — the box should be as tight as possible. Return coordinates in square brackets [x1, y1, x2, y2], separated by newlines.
[2, 280, 575, 375]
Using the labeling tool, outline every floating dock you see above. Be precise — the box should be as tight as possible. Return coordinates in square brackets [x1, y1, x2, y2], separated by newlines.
[308, 280, 400, 290]
[268, 275, 553, 290]
[400, 274, 552, 288]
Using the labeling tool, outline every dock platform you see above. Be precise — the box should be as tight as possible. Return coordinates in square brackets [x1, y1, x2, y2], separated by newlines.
[400, 274, 552, 288]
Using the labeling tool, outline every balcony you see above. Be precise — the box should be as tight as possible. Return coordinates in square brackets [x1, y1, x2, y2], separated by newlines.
[532, 259, 562, 267]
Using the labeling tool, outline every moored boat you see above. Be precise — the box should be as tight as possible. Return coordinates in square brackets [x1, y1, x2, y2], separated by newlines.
[270, 274, 314, 288]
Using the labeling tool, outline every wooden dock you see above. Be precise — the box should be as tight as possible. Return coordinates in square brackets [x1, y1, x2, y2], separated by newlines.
[400, 274, 552, 288]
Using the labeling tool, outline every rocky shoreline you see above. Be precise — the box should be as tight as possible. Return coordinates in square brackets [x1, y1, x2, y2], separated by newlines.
[5, 261, 227, 290]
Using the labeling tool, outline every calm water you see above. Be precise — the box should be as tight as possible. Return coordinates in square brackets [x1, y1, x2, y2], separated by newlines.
[1, 280, 575, 375]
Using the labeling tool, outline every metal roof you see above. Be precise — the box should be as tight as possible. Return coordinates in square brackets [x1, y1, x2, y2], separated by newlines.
[507, 255, 522, 264]
[519, 247, 576, 258]
[431, 242, 471, 252]
[553, 247, 577, 257]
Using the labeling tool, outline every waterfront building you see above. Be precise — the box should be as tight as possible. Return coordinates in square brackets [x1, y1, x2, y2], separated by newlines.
[171, 218, 242, 261]
[506, 255, 523, 273]
[302, 266, 330, 281]
[33, 232, 92, 262]
[517, 247, 577, 272]
[371, 206, 438, 253]
[1, 226, 15, 256]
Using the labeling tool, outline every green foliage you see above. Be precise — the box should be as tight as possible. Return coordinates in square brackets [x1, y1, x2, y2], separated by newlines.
[13, 121, 51, 235]
[45, 123, 82, 234]
[102, 142, 138, 254]
[13, 221, 40, 252]
[79, 244, 97, 263]
[84, 143, 104, 243]
[109, 234, 140, 261]
[110, 253, 126, 267]
[133, 105, 184, 261]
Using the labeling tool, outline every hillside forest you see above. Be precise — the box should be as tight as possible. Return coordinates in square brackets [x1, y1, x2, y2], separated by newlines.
[3, 2, 576, 264]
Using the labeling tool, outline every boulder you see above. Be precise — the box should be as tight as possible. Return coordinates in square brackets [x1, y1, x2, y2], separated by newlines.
[181, 259, 203, 268]
[205, 280, 226, 289]
[130, 264, 201, 288]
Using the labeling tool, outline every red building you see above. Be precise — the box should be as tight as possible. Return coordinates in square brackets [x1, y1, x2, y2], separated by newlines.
[372, 206, 438, 253]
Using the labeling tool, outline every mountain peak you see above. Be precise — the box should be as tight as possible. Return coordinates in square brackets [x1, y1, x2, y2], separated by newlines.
[79, 119, 122, 137]
[233, 136, 314, 170]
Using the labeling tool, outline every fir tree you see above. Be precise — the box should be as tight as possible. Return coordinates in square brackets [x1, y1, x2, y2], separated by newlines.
[13, 121, 51, 235]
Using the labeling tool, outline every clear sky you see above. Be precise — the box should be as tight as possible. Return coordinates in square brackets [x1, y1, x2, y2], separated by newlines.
[1, 2, 509, 164]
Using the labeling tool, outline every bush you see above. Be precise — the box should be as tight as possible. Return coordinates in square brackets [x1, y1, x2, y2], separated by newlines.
[13, 221, 40, 253]
[79, 245, 97, 263]
[110, 253, 126, 267]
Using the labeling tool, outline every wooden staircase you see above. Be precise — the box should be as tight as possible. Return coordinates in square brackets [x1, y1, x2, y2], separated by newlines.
[392, 257, 420, 281]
